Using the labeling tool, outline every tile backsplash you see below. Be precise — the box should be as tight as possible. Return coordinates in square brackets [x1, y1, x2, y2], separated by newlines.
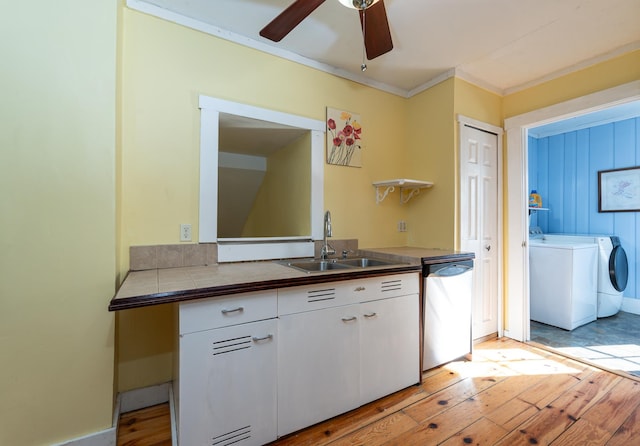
[130, 239, 358, 271]
[130, 243, 218, 271]
[313, 239, 358, 259]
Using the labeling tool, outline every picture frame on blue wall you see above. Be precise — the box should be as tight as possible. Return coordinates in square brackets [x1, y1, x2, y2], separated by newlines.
[598, 166, 640, 212]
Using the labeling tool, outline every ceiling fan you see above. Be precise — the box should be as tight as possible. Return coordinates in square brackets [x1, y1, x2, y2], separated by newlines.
[259, 0, 393, 60]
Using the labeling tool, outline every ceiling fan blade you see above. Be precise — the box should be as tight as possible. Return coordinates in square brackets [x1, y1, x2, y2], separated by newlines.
[260, 0, 326, 42]
[359, 0, 393, 60]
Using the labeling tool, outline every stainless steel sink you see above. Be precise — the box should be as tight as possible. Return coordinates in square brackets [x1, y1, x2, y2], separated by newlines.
[279, 257, 402, 273]
[285, 260, 353, 273]
[337, 257, 398, 268]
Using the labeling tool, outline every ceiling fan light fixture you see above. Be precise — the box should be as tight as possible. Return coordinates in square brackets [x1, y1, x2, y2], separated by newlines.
[338, 0, 379, 11]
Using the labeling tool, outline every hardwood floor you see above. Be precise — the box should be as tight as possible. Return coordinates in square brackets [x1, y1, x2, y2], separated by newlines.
[117, 403, 172, 446]
[117, 337, 640, 445]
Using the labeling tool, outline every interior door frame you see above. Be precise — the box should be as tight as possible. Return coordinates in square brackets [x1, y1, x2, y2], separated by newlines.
[504, 80, 640, 342]
[457, 114, 504, 338]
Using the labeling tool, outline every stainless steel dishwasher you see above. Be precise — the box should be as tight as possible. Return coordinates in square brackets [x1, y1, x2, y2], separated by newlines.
[422, 258, 474, 370]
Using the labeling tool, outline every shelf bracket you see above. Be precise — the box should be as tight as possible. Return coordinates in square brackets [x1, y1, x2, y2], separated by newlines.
[400, 187, 422, 204]
[375, 185, 395, 204]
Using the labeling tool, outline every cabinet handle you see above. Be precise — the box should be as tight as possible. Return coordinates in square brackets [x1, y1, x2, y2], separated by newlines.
[341, 316, 357, 322]
[363, 312, 377, 318]
[354, 286, 366, 292]
[252, 334, 273, 342]
[221, 306, 244, 314]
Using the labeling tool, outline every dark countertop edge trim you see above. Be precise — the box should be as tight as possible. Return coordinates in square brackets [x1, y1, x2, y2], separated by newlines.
[108, 264, 421, 311]
[420, 252, 475, 264]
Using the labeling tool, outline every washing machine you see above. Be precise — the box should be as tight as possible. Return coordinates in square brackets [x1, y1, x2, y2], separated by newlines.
[542, 234, 628, 317]
[529, 239, 598, 330]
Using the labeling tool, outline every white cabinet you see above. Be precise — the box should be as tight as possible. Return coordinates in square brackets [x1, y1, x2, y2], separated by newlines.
[176, 273, 420, 443]
[277, 273, 420, 436]
[177, 291, 277, 446]
[360, 293, 419, 405]
[278, 304, 360, 436]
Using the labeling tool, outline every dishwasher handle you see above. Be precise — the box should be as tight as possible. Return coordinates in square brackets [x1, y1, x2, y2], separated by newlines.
[430, 265, 472, 277]
[423, 259, 473, 277]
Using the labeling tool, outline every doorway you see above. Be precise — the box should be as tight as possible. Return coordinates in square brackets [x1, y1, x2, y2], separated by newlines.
[526, 101, 640, 376]
[504, 81, 640, 343]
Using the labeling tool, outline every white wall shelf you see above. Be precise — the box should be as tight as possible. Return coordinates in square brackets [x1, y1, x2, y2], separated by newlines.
[528, 207, 549, 215]
[373, 179, 433, 204]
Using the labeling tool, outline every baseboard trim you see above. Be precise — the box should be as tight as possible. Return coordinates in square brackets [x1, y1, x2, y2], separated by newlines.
[119, 382, 171, 413]
[473, 332, 498, 345]
[52, 426, 116, 446]
[53, 383, 174, 446]
[621, 298, 640, 315]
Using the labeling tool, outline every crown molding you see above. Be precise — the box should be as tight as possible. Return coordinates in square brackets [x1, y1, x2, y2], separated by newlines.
[126, 1, 639, 101]
[126, 0, 409, 97]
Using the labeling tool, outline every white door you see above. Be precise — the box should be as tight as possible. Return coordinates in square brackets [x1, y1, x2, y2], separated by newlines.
[459, 119, 502, 340]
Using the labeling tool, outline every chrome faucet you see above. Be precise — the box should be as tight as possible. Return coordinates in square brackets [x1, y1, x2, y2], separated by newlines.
[321, 210, 335, 260]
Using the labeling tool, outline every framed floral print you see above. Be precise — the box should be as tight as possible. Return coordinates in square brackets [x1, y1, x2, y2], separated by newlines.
[326, 107, 363, 167]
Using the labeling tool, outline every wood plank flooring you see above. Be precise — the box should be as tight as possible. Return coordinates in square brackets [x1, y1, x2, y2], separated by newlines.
[117, 338, 640, 446]
[117, 403, 172, 446]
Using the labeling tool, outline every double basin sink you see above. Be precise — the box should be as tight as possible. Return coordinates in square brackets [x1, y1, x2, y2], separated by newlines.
[281, 257, 403, 273]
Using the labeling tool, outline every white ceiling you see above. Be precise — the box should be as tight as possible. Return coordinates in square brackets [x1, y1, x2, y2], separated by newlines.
[219, 113, 306, 157]
[130, 0, 640, 96]
[530, 100, 640, 137]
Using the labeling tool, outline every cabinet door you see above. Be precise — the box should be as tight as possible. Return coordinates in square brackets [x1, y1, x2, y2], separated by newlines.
[178, 319, 277, 446]
[360, 294, 420, 405]
[278, 304, 360, 436]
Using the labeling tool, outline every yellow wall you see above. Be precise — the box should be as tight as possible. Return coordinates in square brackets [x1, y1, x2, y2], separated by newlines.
[454, 78, 503, 128]
[404, 79, 456, 248]
[243, 133, 311, 237]
[118, 8, 409, 276]
[116, 8, 409, 391]
[0, 1, 117, 444]
[402, 78, 502, 250]
[503, 49, 640, 118]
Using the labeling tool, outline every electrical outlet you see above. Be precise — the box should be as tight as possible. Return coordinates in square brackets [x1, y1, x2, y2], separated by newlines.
[397, 220, 407, 232]
[180, 224, 192, 242]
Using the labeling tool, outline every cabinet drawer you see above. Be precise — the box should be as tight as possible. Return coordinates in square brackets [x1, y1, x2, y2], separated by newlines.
[278, 281, 359, 315]
[179, 290, 277, 334]
[278, 273, 420, 315]
[356, 272, 420, 303]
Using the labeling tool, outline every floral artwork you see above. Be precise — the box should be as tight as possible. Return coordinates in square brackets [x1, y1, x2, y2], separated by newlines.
[326, 108, 363, 167]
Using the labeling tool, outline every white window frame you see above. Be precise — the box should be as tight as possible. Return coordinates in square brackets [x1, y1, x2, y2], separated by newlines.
[199, 96, 325, 262]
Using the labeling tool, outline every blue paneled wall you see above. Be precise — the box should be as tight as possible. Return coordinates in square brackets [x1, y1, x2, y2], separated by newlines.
[528, 117, 639, 300]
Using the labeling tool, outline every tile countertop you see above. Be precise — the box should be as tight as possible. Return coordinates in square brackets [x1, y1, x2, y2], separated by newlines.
[108, 246, 473, 311]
